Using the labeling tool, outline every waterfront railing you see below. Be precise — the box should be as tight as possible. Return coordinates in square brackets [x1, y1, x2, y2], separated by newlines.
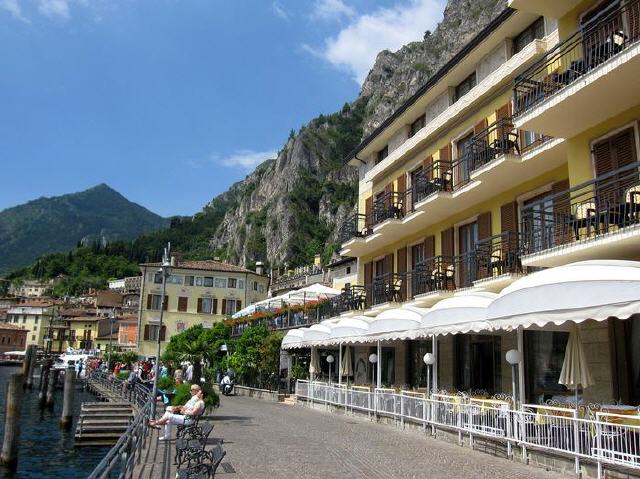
[86, 372, 154, 479]
[295, 380, 640, 478]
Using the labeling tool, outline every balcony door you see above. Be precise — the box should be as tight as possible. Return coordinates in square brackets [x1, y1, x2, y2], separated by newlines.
[456, 133, 474, 187]
[581, 0, 624, 68]
[456, 334, 501, 395]
[458, 221, 478, 286]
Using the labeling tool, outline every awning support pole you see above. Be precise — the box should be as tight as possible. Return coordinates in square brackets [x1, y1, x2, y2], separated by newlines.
[338, 344, 342, 386]
[376, 341, 382, 389]
[432, 334, 438, 393]
[517, 326, 527, 462]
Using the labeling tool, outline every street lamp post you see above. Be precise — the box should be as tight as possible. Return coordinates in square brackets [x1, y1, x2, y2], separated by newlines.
[423, 352, 435, 397]
[368, 353, 378, 388]
[150, 243, 171, 419]
[505, 348, 522, 459]
[326, 354, 334, 385]
[107, 308, 116, 371]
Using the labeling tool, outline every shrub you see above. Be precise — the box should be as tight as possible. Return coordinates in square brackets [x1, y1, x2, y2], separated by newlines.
[157, 376, 175, 391]
[116, 371, 129, 380]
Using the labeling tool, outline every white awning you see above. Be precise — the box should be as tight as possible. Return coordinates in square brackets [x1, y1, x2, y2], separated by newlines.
[486, 260, 640, 330]
[365, 306, 427, 341]
[282, 329, 304, 348]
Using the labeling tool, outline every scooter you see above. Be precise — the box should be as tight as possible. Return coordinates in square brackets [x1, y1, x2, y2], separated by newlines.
[221, 381, 234, 396]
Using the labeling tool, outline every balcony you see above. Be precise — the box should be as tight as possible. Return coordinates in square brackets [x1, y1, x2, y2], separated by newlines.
[473, 232, 527, 291]
[521, 161, 640, 267]
[513, 0, 640, 137]
[508, 0, 583, 19]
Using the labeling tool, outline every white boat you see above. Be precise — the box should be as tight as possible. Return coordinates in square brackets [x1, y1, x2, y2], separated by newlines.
[53, 352, 91, 371]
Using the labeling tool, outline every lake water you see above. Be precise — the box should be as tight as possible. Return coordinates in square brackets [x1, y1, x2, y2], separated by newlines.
[0, 366, 110, 479]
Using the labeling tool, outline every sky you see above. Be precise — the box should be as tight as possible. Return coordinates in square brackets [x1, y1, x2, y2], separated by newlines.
[0, 0, 445, 217]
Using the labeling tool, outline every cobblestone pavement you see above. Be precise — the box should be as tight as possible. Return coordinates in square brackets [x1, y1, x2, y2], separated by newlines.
[212, 396, 567, 479]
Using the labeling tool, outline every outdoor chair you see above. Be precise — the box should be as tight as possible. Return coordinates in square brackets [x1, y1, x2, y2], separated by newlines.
[572, 201, 598, 239]
[176, 413, 207, 440]
[175, 423, 215, 466]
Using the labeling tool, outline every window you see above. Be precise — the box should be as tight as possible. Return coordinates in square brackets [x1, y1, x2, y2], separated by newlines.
[238, 279, 244, 289]
[198, 297, 216, 314]
[346, 266, 351, 274]
[456, 132, 474, 184]
[153, 273, 163, 284]
[177, 297, 188, 312]
[524, 330, 569, 403]
[22, 317, 26, 323]
[224, 299, 241, 315]
[228, 278, 237, 288]
[253, 281, 258, 291]
[166, 275, 183, 285]
[513, 17, 545, 54]
[148, 325, 161, 341]
[32, 335, 35, 341]
[258, 284, 265, 294]
[185, 275, 195, 286]
[409, 115, 426, 137]
[195, 276, 204, 287]
[456, 334, 501, 394]
[455, 72, 477, 101]
[34, 317, 38, 324]
[215, 278, 227, 288]
[375, 145, 389, 165]
[202, 276, 213, 287]
[33, 326, 37, 331]
[148, 294, 165, 310]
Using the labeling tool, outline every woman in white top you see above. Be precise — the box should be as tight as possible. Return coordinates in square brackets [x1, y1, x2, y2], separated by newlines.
[149, 384, 205, 440]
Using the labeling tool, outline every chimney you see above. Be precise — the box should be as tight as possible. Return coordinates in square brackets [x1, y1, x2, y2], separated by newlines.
[255, 261, 264, 276]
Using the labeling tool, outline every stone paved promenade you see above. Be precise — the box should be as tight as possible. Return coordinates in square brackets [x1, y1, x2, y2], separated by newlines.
[137, 395, 568, 479]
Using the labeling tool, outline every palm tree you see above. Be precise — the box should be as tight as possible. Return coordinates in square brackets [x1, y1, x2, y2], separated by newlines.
[177, 337, 211, 383]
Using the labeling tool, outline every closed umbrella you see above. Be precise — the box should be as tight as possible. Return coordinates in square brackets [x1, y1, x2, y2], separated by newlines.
[309, 347, 320, 379]
[559, 325, 594, 406]
[340, 346, 353, 378]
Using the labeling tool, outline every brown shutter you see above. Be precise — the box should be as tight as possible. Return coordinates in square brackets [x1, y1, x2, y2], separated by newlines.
[474, 118, 488, 136]
[146, 294, 152, 310]
[397, 173, 406, 194]
[365, 196, 373, 228]
[439, 144, 452, 164]
[500, 201, 519, 234]
[477, 212, 492, 240]
[178, 297, 188, 312]
[552, 179, 571, 245]
[222, 299, 227, 315]
[197, 298, 203, 313]
[593, 136, 615, 177]
[441, 228, 454, 257]
[383, 253, 394, 276]
[162, 295, 168, 311]
[363, 261, 373, 308]
[159, 325, 166, 342]
[212, 298, 218, 315]
[423, 155, 433, 180]
[143, 325, 149, 341]
[424, 235, 435, 260]
[495, 102, 511, 121]
[397, 247, 407, 301]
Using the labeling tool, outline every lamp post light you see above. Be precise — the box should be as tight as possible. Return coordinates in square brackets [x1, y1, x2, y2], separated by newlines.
[326, 354, 334, 385]
[368, 353, 378, 388]
[505, 349, 522, 408]
[150, 243, 172, 419]
[423, 352, 435, 397]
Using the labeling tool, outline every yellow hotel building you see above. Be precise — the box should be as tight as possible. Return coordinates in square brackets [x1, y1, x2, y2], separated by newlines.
[284, 1, 640, 475]
[137, 259, 269, 357]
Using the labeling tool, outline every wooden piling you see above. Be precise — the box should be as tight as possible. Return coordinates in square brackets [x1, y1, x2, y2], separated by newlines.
[39, 362, 50, 406]
[21, 345, 35, 388]
[25, 346, 37, 389]
[60, 366, 75, 430]
[0, 373, 24, 472]
[46, 368, 57, 408]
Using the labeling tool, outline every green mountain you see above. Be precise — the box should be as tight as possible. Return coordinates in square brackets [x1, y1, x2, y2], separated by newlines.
[0, 184, 168, 275]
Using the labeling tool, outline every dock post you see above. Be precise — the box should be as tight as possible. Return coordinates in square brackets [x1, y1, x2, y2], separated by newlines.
[39, 364, 50, 406]
[60, 366, 75, 430]
[46, 368, 57, 408]
[26, 346, 37, 389]
[21, 345, 35, 388]
[0, 373, 24, 472]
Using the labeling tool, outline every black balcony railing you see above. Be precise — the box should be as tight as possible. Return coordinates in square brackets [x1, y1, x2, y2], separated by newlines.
[475, 231, 523, 280]
[514, 0, 640, 116]
[521, 161, 640, 255]
[411, 160, 454, 205]
[340, 213, 368, 244]
[468, 118, 521, 172]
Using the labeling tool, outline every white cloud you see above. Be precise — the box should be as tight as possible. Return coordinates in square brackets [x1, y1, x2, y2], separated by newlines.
[0, 0, 30, 22]
[271, 1, 289, 21]
[311, 0, 445, 84]
[310, 0, 355, 22]
[38, 0, 71, 19]
[217, 149, 278, 171]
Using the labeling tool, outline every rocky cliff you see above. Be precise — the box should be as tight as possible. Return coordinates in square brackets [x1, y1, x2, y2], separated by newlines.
[207, 0, 508, 269]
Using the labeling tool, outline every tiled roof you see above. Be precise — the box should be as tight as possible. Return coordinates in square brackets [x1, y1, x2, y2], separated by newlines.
[68, 316, 100, 322]
[141, 259, 261, 275]
[60, 308, 95, 317]
[0, 323, 28, 331]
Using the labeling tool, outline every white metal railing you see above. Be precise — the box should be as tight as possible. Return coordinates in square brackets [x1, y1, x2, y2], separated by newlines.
[295, 380, 640, 477]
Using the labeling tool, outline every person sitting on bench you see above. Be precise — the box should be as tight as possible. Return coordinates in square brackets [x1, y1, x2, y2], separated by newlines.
[149, 384, 205, 441]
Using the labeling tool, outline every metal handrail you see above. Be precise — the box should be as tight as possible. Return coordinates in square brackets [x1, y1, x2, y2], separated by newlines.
[86, 372, 154, 479]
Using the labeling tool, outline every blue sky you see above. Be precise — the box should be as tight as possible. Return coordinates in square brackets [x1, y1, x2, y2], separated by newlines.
[0, 0, 444, 217]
